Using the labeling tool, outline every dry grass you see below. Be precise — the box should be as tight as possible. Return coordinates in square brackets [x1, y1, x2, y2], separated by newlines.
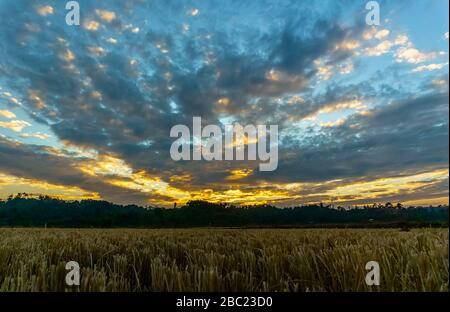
[0, 228, 447, 292]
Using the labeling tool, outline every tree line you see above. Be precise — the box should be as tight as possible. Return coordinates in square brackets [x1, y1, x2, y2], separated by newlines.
[0, 194, 448, 228]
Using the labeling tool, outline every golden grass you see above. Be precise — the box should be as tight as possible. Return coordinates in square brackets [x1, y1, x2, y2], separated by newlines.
[0, 228, 447, 292]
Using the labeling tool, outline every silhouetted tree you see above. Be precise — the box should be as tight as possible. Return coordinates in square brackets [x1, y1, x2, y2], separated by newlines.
[0, 194, 447, 228]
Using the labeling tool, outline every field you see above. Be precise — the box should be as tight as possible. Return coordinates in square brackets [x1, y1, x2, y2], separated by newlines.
[0, 228, 448, 292]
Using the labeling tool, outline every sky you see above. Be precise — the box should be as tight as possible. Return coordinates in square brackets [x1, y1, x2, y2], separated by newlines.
[0, 0, 448, 207]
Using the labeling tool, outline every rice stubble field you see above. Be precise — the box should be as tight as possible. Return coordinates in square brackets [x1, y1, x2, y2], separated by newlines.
[0, 228, 447, 292]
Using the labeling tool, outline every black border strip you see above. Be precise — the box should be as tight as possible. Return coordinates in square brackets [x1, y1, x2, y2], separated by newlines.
[1, 292, 448, 311]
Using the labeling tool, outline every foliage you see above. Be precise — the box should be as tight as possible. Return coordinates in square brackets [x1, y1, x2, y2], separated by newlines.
[0, 196, 448, 228]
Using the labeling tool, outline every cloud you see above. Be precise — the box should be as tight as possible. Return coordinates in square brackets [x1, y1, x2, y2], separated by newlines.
[374, 29, 390, 40]
[337, 40, 360, 50]
[59, 49, 76, 62]
[317, 65, 334, 80]
[396, 48, 444, 64]
[362, 33, 443, 65]
[363, 28, 390, 40]
[338, 61, 354, 74]
[189, 8, 199, 16]
[95, 9, 117, 23]
[226, 169, 253, 180]
[106, 37, 118, 44]
[364, 40, 394, 56]
[19, 132, 51, 140]
[35, 5, 54, 16]
[304, 99, 366, 120]
[0, 136, 152, 205]
[87, 46, 107, 56]
[270, 90, 449, 184]
[0, 172, 100, 200]
[0, 0, 448, 206]
[319, 118, 346, 127]
[0, 120, 31, 132]
[83, 20, 100, 31]
[432, 79, 448, 87]
[0, 110, 16, 118]
[412, 62, 449, 72]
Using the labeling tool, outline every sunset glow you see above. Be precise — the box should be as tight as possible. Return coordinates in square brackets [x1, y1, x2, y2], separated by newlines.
[0, 0, 448, 207]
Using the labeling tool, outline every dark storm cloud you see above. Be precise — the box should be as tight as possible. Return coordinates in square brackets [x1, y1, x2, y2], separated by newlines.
[0, 0, 360, 167]
[266, 90, 449, 183]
